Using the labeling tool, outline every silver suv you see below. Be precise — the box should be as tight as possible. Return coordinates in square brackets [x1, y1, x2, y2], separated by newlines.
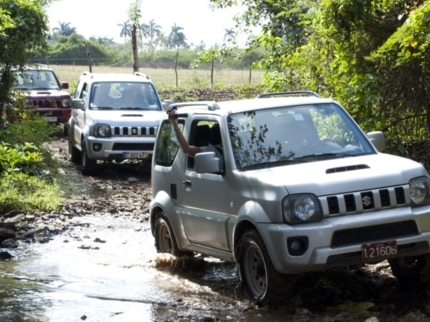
[150, 91, 430, 304]
[69, 72, 168, 175]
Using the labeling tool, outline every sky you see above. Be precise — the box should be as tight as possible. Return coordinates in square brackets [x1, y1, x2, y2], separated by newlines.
[45, 0, 250, 47]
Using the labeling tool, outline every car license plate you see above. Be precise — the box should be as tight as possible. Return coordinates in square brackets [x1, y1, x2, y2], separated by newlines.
[44, 116, 57, 122]
[361, 241, 397, 260]
[123, 152, 148, 159]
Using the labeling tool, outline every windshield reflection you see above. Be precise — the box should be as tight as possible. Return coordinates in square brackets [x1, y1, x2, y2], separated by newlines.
[228, 103, 375, 170]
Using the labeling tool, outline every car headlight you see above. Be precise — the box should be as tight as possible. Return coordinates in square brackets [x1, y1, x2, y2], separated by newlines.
[283, 194, 322, 224]
[410, 177, 430, 206]
[62, 98, 72, 107]
[93, 124, 112, 137]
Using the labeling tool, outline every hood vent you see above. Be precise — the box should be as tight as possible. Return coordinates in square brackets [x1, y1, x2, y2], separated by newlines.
[122, 114, 143, 117]
[326, 164, 369, 174]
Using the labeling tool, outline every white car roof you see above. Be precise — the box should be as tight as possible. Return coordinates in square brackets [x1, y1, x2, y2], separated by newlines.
[172, 96, 337, 117]
[80, 72, 153, 83]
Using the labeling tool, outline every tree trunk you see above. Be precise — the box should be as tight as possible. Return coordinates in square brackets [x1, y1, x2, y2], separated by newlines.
[175, 50, 179, 88]
[211, 58, 214, 88]
[132, 24, 139, 73]
[248, 52, 254, 85]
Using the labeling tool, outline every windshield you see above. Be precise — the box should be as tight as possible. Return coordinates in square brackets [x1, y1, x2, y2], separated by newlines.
[13, 69, 61, 90]
[89, 82, 162, 111]
[228, 103, 376, 170]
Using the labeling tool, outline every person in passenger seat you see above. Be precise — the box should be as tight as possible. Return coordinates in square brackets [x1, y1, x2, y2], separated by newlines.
[168, 110, 223, 162]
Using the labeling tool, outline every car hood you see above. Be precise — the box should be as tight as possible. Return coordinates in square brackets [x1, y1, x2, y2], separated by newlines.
[22, 89, 71, 99]
[249, 153, 428, 195]
[86, 110, 165, 126]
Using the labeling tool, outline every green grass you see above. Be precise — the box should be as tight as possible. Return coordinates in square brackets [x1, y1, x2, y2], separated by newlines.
[50, 65, 265, 90]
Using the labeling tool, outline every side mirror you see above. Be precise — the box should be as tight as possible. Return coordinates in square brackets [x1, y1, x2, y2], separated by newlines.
[72, 98, 85, 110]
[367, 131, 386, 152]
[163, 99, 175, 111]
[61, 82, 69, 90]
[195, 152, 222, 174]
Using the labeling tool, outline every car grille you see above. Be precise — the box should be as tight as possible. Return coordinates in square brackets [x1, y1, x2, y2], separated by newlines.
[113, 126, 158, 136]
[322, 186, 406, 215]
[29, 99, 63, 107]
[331, 220, 418, 248]
[112, 143, 154, 151]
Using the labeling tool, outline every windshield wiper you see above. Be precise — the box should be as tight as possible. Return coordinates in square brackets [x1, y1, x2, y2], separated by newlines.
[242, 159, 297, 170]
[92, 106, 113, 110]
[119, 107, 144, 110]
[293, 153, 346, 161]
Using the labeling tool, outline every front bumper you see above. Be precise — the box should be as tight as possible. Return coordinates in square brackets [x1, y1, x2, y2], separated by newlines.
[257, 206, 430, 274]
[33, 107, 71, 124]
[86, 136, 155, 161]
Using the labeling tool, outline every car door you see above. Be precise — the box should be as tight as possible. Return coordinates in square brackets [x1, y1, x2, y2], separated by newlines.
[73, 82, 89, 144]
[179, 119, 232, 251]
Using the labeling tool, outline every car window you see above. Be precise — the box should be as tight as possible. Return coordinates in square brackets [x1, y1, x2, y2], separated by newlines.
[80, 83, 88, 101]
[187, 120, 222, 170]
[89, 82, 162, 110]
[155, 120, 184, 166]
[228, 103, 376, 170]
[13, 69, 61, 90]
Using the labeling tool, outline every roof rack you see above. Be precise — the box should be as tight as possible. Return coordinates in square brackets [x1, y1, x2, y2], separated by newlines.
[169, 101, 220, 111]
[135, 72, 150, 79]
[257, 91, 321, 98]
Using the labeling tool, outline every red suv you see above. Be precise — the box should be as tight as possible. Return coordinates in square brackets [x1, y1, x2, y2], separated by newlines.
[12, 64, 72, 135]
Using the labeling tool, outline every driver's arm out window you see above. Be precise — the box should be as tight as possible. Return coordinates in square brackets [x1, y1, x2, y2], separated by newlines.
[155, 120, 184, 166]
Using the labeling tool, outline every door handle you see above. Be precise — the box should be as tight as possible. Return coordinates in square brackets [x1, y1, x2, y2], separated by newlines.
[182, 180, 191, 187]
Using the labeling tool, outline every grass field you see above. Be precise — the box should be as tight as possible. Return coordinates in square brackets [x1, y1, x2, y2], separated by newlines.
[50, 65, 266, 90]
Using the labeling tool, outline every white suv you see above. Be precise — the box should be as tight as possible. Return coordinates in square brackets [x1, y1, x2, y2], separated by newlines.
[69, 72, 168, 175]
[150, 91, 430, 304]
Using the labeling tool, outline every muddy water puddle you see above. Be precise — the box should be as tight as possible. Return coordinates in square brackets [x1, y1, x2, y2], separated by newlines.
[0, 215, 291, 321]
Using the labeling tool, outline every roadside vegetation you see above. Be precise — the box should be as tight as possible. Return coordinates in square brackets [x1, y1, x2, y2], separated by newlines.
[2, 0, 430, 213]
[0, 110, 63, 213]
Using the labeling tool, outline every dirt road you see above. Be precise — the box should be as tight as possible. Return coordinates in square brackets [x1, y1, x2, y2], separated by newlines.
[20, 137, 430, 322]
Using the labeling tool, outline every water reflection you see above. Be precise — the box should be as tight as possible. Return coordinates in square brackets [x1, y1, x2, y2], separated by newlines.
[0, 216, 283, 321]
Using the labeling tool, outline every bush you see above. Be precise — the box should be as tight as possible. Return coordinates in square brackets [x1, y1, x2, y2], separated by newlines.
[0, 112, 63, 213]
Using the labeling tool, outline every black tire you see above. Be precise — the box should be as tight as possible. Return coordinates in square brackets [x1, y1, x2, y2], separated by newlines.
[154, 212, 186, 257]
[389, 255, 427, 282]
[236, 229, 292, 305]
[81, 141, 96, 175]
[69, 136, 81, 164]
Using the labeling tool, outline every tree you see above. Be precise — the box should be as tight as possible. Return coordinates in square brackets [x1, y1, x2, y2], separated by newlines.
[52, 21, 76, 37]
[210, 0, 430, 154]
[168, 23, 188, 87]
[0, 0, 49, 123]
[128, 0, 142, 73]
[117, 20, 132, 44]
[223, 28, 236, 44]
[168, 23, 187, 50]
[139, 19, 162, 52]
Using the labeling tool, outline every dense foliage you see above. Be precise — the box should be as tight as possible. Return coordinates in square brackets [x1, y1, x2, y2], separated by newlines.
[0, 0, 49, 127]
[210, 0, 430, 158]
[0, 111, 62, 213]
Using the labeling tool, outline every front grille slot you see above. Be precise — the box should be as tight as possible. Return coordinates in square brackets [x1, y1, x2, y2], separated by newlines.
[325, 186, 406, 215]
[30, 99, 62, 107]
[113, 126, 157, 136]
[331, 220, 418, 248]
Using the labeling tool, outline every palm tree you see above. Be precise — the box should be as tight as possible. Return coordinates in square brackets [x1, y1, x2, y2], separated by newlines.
[168, 23, 187, 50]
[52, 21, 76, 37]
[223, 28, 236, 44]
[168, 24, 188, 87]
[117, 20, 132, 43]
[147, 20, 162, 45]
